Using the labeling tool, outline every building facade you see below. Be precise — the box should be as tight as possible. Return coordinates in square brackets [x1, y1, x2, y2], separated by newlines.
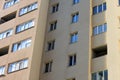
[0, 0, 120, 80]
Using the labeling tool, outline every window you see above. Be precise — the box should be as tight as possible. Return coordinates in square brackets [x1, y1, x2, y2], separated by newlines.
[92, 46, 107, 58]
[0, 12, 16, 24]
[16, 20, 34, 33]
[73, 0, 79, 4]
[93, 2, 106, 15]
[119, 0, 120, 5]
[70, 32, 78, 43]
[69, 54, 76, 66]
[49, 21, 57, 31]
[4, 0, 19, 9]
[92, 70, 108, 80]
[0, 29, 13, 40]
[19, 2, 38, 16]
[103, 3, 106, 11]
[93, 6, 97, 15]
[93, 23, 107, 35]
[12, 39, 31, 52]
[0, 46, 9, 56]
[47, 40, 55, 51]
[67, 78, 75, 80]
[52, 3, 59, 13]
[8, 59, 28, 73]
[98, 4, 102, 13]
[0, 66, 5, 76]
[72, 12, 79, 23]
[44, 61, 52, 73]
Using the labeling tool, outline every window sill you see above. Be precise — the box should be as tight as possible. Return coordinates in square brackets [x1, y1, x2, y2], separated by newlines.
[8, 67, 28, 74]
[0, 74, 5, 77]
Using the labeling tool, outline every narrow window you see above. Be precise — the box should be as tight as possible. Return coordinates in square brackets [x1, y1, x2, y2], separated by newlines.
[47, 40, 55, 51]
[0, 66, 5, 76]
[49, 21, 57, 31]
[72, 13, 79, 23]
[69, 54, 76, 66]
[45, 61, 53, 73]
[52, 3, 59, 13]
[70, 32, 78, 43]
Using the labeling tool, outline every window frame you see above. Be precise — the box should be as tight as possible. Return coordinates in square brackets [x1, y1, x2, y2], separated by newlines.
[72, 12, 79, 23]
[68, 54, 76, 66]
[8, 59, 28, 73]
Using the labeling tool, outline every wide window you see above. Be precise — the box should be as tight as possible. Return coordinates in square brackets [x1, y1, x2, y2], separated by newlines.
[4, 0, 19, 9]
[16, 20, 34, 33]
[93, 2, 106, 15]
[93, 23, 107, 35]
[19, 2, 38, 16]
[12, 39, 31, 52]
[8, 59, 28, 73]
[92, 70, 108, 80]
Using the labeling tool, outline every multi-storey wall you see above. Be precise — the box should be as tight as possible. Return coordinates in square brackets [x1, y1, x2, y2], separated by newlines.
[1, 0, 120, 80]
[40, 0, 91, 80]
[0, 0, 49, 80]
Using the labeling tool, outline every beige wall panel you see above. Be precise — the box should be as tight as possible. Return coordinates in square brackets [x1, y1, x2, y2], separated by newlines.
[92, 56, 107, 73]
[92, 33, 107, 48]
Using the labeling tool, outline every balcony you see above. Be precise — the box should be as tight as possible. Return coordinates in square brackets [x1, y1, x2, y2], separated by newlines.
[92, 55, 107, 72]
[92, 32, 106, 48]
[0, 11, 16, 25]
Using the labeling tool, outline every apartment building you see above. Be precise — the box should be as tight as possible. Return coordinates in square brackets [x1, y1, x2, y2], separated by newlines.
[0, 0, 120, 80]
[0, 0, 49, 80]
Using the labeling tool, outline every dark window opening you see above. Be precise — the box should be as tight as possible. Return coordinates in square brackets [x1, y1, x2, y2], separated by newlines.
[0, 46, 9, 56]
[0, 12, 16, 24]
[92, 46, 107, 58]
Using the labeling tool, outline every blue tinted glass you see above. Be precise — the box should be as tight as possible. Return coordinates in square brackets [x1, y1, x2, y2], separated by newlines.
[93, 6, 97, 15]
[92, 73, 96, 80]
[98, 4, 102, 13]
[73, 0, 79, 4]
[103, 3, 106, 11]
[72, 14, 79, 23]
[69, 56, 73, 66]
[119, 0, 120, 5]
[104, 70, 108, 80]
[75, 33, 78, 42]
[93, 27, 97, 35]
[98, 25, 103, 33]
[104, 23, 107, 32]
